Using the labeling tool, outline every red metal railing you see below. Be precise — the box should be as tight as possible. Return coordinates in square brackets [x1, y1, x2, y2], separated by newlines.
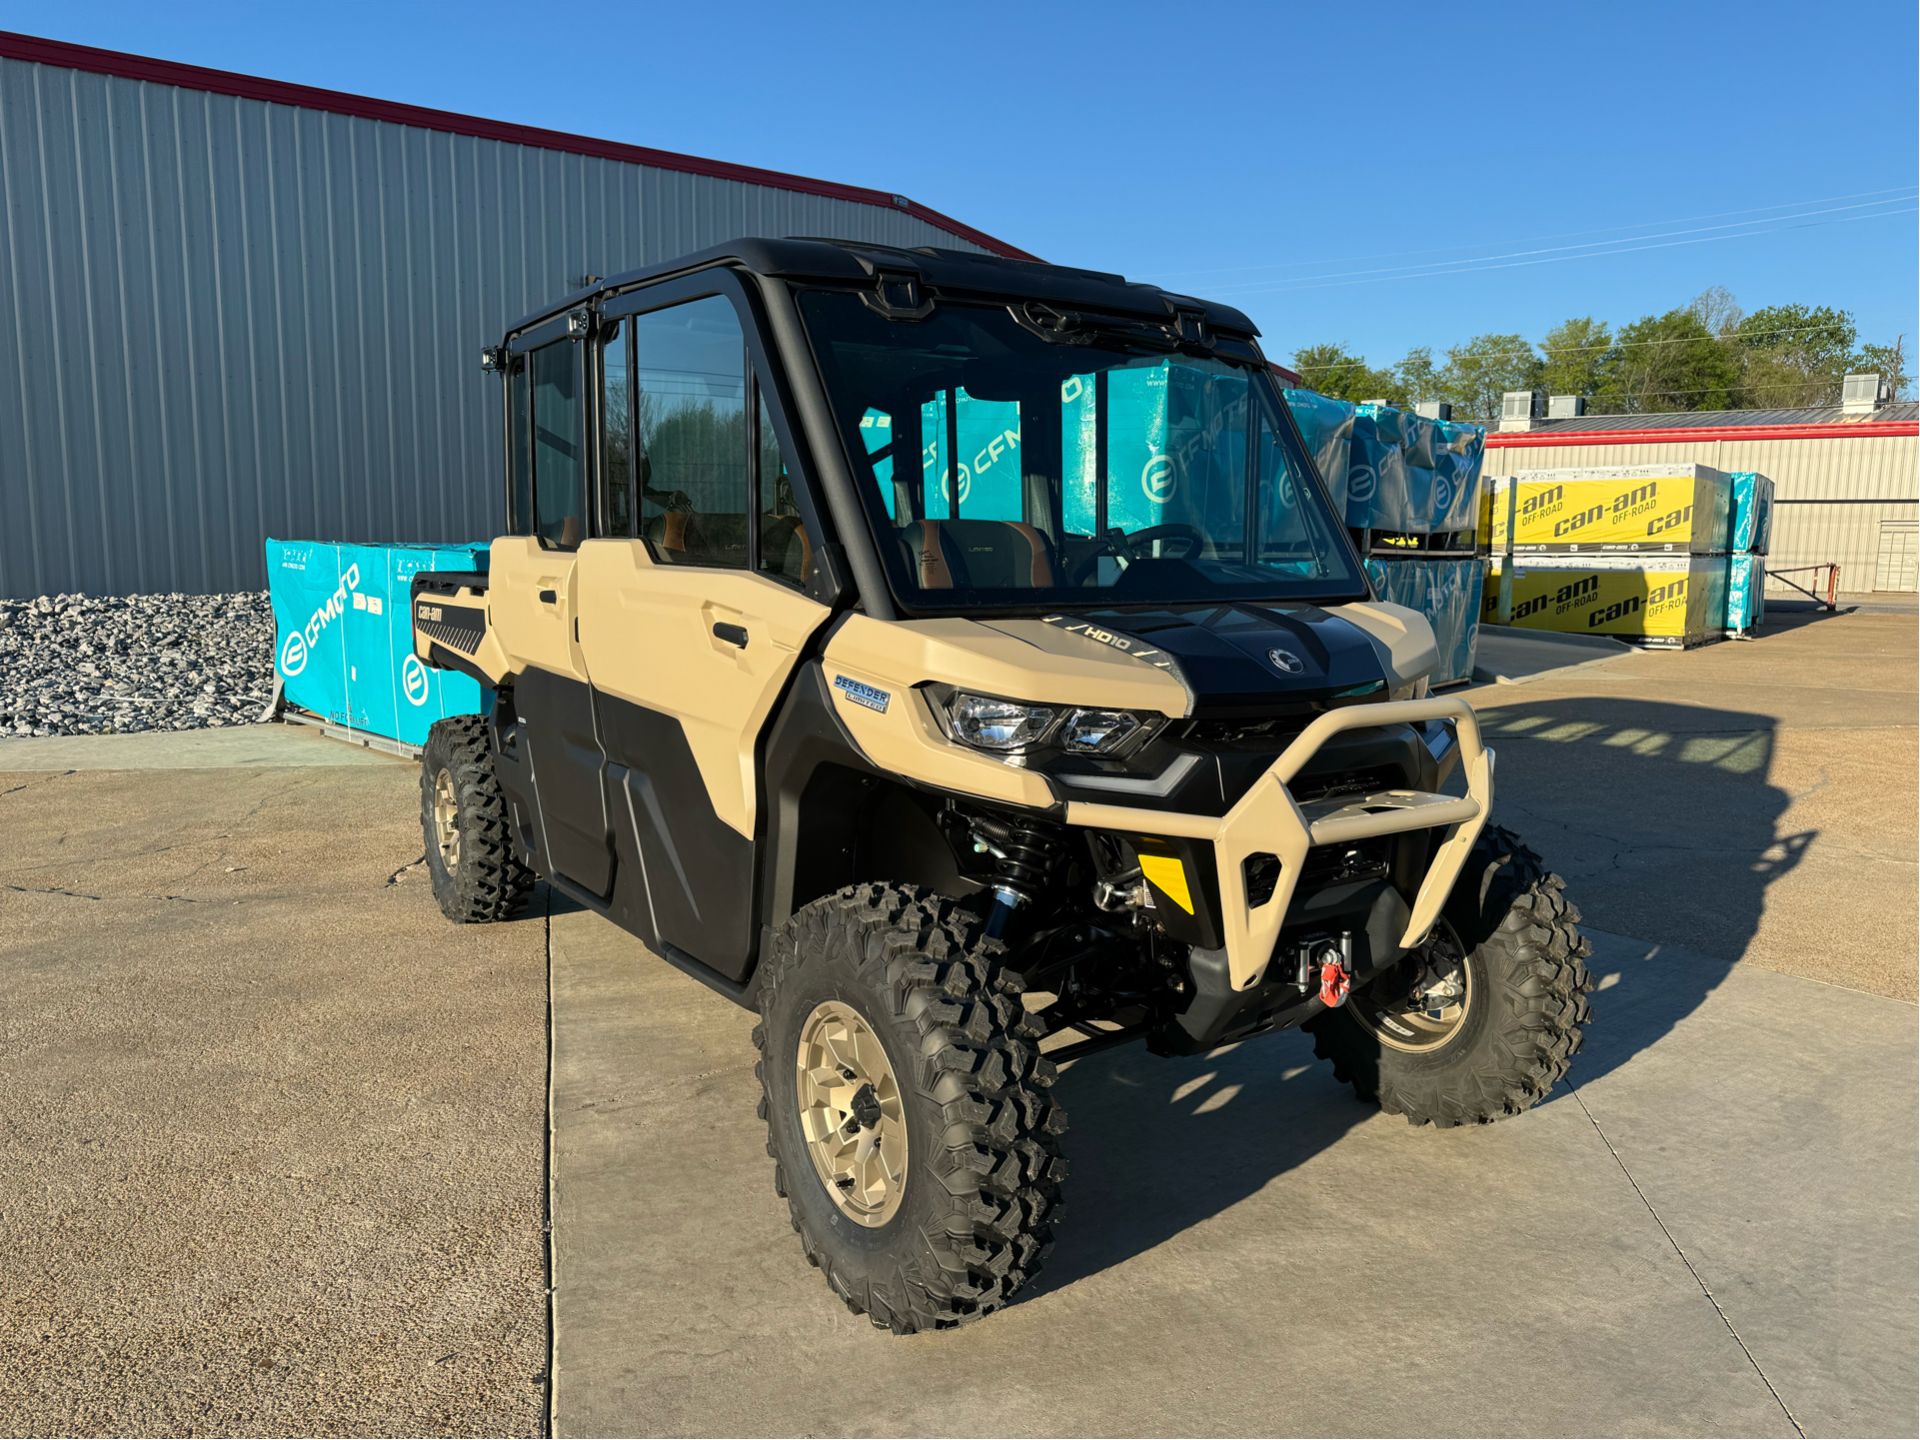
[1766, 564, 1841, 611]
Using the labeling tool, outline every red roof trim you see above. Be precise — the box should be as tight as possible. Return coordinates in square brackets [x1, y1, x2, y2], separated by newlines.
[0, 30, 1038, 262]
[1486, 419, 1919, 448]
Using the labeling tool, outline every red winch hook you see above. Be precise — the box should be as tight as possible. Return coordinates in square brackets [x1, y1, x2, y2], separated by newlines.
[1318, 957, 1351, 1008]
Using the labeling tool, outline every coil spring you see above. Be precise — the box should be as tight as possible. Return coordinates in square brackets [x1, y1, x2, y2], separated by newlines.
[968, 811, 1061, 903]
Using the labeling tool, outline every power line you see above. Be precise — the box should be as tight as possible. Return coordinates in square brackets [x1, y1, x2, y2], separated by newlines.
[1221, 199, 1916, 296]
[1292, 319, 1882, 376]
[1147, 185, 1920, 282]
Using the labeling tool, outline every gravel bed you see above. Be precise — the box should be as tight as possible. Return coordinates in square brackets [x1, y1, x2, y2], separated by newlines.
[0, 592, 276, 737]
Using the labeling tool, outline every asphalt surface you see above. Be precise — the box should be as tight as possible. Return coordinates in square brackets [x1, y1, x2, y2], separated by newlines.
[0, 728, 549, 1435]
[2, 608, 1914, 1436]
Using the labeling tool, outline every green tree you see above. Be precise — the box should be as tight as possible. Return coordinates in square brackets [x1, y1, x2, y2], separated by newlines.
[1289, 342, 1401, 405]
[1733, 303, 1858, 407]
[1393, 346, 1441, 408]
[1438, 333, 1541, 424]
[1595, 309, 1740, 413]
[1853, 341, 1912, 401]
[1538, 317, 1612, 402]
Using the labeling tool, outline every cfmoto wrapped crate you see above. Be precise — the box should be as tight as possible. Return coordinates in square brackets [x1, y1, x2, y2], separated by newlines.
[1485, 553, 1728, 648]
[266, 540, 490, 748]
[1484, 464, 1734, 555]
[1363, 555, 1485, 685]
[1728, 471, 1775, 554]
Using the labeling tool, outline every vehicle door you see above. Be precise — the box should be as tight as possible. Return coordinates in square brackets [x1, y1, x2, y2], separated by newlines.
[574, 276, 834, 976]
[490, 320, 613, 896]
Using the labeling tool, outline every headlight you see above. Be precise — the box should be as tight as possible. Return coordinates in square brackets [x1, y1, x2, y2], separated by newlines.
[945, 693, 1057, 751]
[1057, 708, 1141, 753]
[936, 691, 1154, 757]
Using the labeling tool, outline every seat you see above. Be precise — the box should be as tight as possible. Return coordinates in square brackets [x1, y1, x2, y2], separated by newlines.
[896, 519, 1057, 590]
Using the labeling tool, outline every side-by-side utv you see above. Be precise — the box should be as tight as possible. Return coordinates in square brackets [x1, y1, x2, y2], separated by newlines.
[410, 238, 1592, 1333]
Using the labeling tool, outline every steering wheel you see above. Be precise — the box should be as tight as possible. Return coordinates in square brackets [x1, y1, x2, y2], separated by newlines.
[1068, 524, 1205, 582]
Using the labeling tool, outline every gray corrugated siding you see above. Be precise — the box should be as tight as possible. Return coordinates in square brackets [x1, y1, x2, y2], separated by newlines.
[1485, 434, 1920, 592]
[0, 57, 989, 596]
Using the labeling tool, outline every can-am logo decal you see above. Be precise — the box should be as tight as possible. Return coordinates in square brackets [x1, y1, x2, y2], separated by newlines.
[832, 674, 891, 713]
[278, 562, 362, 677]
[1267, 647, 1305, 675]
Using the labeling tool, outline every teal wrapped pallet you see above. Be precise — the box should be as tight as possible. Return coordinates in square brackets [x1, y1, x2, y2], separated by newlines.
[266, 540, 490, 748]
[1726, 553, 1766, 635]
[1728, 472, 1775, 554]
[1363, 555, 1485, 686]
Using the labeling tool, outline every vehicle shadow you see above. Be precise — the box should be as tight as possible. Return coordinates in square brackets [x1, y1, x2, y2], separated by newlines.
[1029, 688, 1798, 1298]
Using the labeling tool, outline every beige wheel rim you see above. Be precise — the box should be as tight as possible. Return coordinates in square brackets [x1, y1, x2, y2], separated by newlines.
[795, 1000, 908, 1227]
[1349, 924, 1473, 1054]
[431, 767, 461, 873]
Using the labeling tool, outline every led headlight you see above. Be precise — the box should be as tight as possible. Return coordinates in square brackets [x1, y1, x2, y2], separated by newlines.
[945, 692, 1057, 751]
[1057, 707, 1141, 754]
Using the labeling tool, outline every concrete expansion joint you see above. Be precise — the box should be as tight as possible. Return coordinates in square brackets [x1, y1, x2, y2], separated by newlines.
[0, 769, 78, 798]
[542, 886, 559, 1438]
[1569, 1083, 1806, 1439]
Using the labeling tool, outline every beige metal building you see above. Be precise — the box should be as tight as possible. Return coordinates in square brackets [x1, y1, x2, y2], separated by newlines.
[1486, 393, 1919, 593]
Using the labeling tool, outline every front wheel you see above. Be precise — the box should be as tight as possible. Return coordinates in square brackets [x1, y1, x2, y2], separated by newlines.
[752, 884, 1066, 1333]
[1307, 825, 1594, 1126]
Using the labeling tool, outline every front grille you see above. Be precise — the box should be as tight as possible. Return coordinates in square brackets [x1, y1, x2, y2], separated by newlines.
[1299, 839, 1391, 889]
[1291, 765, 1405, 804]
[1179, 716, 1301, 748]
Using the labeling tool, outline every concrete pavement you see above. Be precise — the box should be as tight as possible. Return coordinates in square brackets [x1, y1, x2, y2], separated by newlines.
[0, 728, 549, 1435]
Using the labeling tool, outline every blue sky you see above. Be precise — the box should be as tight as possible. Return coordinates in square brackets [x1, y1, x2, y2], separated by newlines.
[12, 0, 1917, 372]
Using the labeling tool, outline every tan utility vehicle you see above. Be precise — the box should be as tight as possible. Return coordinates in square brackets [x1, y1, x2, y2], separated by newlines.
[411, 240, 1593, 1332]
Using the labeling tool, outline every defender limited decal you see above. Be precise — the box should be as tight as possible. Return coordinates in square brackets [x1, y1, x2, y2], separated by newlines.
[832, 674, 892, 714]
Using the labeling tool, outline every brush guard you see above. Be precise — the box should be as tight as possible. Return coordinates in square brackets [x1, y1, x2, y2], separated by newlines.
[1063, 697, 1494, 992]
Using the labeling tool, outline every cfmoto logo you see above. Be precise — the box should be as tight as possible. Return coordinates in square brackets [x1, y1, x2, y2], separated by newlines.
[1267, 647, 1305, 675]
[401, 654, 431, 707]
[1141, 455, 1176, 505]
[280, 631, 309, 676]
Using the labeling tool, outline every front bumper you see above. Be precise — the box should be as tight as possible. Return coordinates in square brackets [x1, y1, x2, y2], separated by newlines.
[1061, 696, 1494, 995]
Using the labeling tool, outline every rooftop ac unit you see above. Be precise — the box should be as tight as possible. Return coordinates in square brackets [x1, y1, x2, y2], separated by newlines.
[1501, 390, 1542, 420]
[1843, 372, 1888, 414]
[1547, 394, 1587, 418]
[1414, 400, 1453, 421]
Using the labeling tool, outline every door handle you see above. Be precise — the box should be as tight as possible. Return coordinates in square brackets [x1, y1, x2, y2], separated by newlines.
[537, 588, 558, 605]
[712, 621, 749, 648]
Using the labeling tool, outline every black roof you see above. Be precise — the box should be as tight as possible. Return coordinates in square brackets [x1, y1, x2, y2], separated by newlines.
[508, 237, 1260, 341]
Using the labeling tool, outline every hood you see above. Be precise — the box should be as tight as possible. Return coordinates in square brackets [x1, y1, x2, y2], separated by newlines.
[1007, 604, 1393, 716]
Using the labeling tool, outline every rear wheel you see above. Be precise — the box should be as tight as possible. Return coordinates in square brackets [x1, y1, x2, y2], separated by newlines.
[1307, 825, 1593, 1126]
[753, 884, 1066, 1333]
[419, 715, 533, 923]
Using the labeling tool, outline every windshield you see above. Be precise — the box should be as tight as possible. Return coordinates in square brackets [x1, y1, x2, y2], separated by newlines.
[799, 290, 1367, 613]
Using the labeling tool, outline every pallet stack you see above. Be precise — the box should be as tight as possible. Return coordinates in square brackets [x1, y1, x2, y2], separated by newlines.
[1725, 471, 1776, 637]
[1285, 393, 1488, 686]
[1480, 464, 1736, 649]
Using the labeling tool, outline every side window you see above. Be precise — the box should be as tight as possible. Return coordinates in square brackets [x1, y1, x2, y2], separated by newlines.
[507, 357, 532, 535]
[757, 379, 808, 584]
[531, 341, 585, 548]
[602, 320, 633, 536]
[635, 295, 748, 569]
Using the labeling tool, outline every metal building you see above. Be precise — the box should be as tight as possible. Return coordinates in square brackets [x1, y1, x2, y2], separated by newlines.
[0, 32, 1028, 598]
[1486, 399, 1920, 594]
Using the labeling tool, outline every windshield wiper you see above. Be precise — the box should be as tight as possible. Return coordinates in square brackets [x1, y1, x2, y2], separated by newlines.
[1010, 300, 1207, 354]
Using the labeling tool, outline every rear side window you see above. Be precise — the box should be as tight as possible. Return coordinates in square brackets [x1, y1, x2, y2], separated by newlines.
[635, 296, 749, 568]
[531, 341, 585, 548]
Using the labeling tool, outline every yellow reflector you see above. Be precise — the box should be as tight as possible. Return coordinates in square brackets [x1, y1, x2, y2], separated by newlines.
[1138, 853, 1193, 914]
